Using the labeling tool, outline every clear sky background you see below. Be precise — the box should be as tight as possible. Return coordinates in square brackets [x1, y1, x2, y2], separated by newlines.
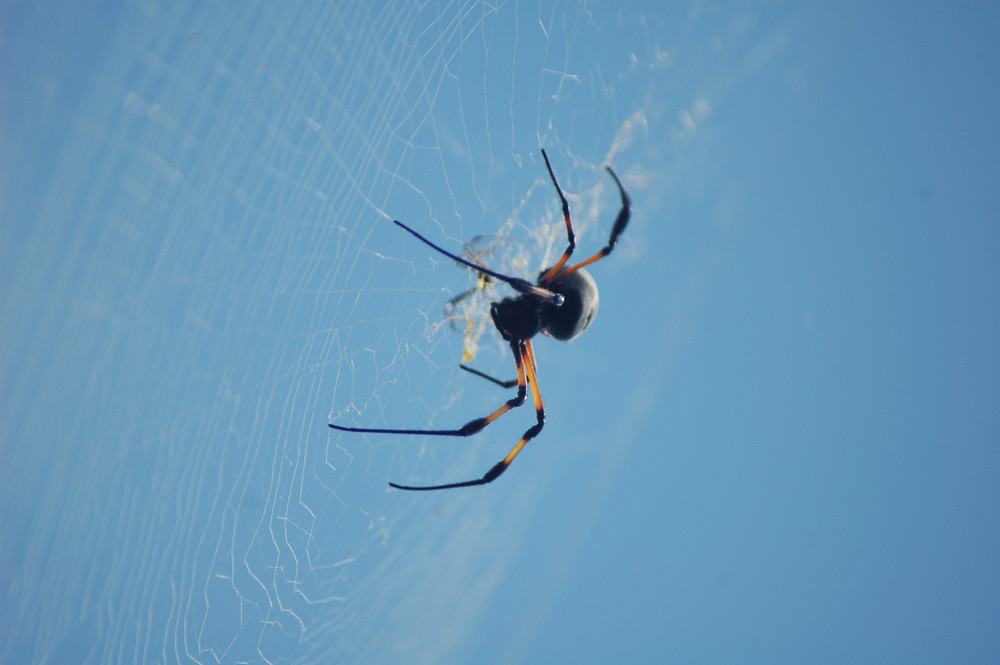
[2, 2, 998, 664]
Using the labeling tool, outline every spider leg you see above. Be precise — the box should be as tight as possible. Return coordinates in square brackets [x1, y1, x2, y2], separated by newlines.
[549, 164, 632, 280]
[539, 149, 577, 283]
[393, 220, 563, 305]
[459, 363, 518, 388]
[389, 339, 545, 491]
[330, 341, 527, 441]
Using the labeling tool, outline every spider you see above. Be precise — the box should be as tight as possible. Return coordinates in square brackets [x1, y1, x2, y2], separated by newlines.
[329, 149, 631, 490]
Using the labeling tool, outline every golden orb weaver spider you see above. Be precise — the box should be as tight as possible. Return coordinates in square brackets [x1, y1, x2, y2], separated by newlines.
[329, 149, 632, 490]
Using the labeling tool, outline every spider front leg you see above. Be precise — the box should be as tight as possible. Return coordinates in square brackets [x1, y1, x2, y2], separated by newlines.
[393, 220, 563, 305]
[539, 148, 576, 283]
[550, 163, 632, 280]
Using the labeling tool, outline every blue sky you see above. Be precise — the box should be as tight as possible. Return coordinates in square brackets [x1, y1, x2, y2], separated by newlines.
[2, 2, 998, 664]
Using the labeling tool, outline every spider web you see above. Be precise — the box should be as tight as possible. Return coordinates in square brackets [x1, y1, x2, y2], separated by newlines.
[1, 2, 764, 664]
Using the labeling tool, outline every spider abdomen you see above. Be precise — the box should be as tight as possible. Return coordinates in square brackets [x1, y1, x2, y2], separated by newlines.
[539, 268, 599, 341]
